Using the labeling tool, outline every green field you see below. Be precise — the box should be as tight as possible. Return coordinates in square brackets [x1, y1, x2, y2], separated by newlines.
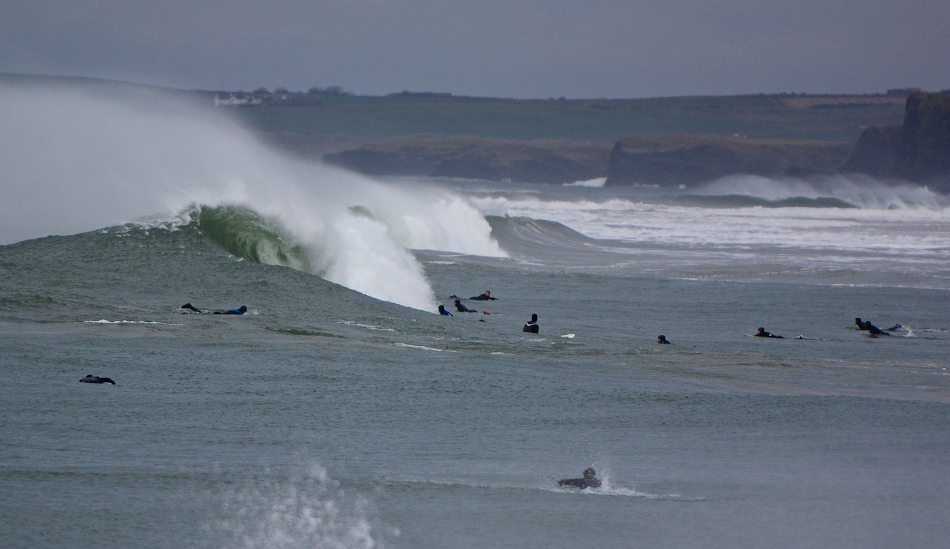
[227, 92, 907, 143]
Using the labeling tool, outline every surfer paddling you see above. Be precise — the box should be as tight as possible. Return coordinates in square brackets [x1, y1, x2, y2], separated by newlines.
[557, 467, 601, 490]
[181, 303, 247, 315]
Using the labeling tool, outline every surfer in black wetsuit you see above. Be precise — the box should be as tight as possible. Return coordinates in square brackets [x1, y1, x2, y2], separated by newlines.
[470, 291, 498, 301]
[557, 468, 601, 490]
[213, 306, 247, 315]
[454, 299, 477, 313]
[865, 321, 890, 336]
[657, 335, 671, 344]
[523, 313, 539, 333]
[755, 327, 784, 338]
[438, 305, 453, 316]
[80, 375, 115, 385]
[854, 317, 869, 330]
[181, 304, 246, 315]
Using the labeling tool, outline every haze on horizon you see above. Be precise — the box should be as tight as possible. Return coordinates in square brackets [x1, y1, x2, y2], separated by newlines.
[1, 0, 948, 99]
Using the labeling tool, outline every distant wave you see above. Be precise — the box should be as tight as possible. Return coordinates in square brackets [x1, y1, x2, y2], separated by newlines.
[486, 215, 596, 249]
[564, 177, 607, 188]
[673, 194, 857, 209]
[693, 174, 949, 210]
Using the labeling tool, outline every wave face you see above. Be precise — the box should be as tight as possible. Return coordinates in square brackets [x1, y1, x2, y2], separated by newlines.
[0, 86, 503, 310]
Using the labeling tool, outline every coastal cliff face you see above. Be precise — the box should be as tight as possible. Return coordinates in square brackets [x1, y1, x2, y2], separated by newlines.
[840, 92, 950, 192]
[322, 136, 611, 184]
[838, 125, 903, 177]
[604, 134, 852, 187]
[892, 92, 950, 186]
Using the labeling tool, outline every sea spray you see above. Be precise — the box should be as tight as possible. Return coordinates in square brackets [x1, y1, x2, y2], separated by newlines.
[0, 85, 503, 310]
[207, 466, 381, 549]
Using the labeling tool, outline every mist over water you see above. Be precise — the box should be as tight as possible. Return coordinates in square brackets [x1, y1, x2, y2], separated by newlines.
[0, 86, 503, 310]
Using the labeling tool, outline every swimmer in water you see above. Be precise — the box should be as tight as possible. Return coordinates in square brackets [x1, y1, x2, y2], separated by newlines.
[755, 327, 784, 338]
[438, 305, 453, 316]
[557, 468, 601, 490]
[181, 303, 202, 313]
[854, 318, 869, 330]
[470, 291, 498, 301]
[454, 299, 477, 313]
[523, 313, 539, 333]
[79, 375, 115, 385]
[657, 335, 671, 344]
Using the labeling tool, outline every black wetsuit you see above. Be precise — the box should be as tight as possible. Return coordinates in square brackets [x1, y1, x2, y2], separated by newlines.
[755, 330, 783, 339]
[523, 321, 539, 333]
[455, 301, 477, 313]
[181, 303, 201, 313]
[470, 293, 497, 301]
[80, 375, 115, 385]
[557, 477, 601, 489]
[867, 323, 890, 336]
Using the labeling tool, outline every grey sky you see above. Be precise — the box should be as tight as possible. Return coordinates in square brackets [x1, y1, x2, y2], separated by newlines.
[2, 0, 948, 98]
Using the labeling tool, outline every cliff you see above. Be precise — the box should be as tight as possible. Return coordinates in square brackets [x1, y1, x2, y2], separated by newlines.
[322, 136, 612, 184]
[838, 125, 903, 177]
[604, 134, 852, 187]
[840, 91, 950, 192]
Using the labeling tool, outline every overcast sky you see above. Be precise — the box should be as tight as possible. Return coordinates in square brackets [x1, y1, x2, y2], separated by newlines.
[2, 0, 948, 98]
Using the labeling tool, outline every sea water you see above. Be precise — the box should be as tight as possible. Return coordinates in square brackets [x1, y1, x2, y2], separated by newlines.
[1, 86, 949, 549]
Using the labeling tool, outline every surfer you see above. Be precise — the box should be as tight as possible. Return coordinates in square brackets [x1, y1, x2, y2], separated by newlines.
[454, 299, 477, 313]
[657, 335, 671, 344]
[523, 313, 539, 333]
[854, 317, 869, 330]
[438, 305, 453, 316]
[755, 327, 784, 338]
[181, 304, 246, 315]
[470, 291, 498, 301]
[213, 306, 248, 315]
[79, 375, 115, 385]
[557, 467, 601, 490]
[866, 322, 890, 336]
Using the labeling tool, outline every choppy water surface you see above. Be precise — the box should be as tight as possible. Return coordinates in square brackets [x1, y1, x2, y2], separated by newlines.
[1, 87, 949, 549]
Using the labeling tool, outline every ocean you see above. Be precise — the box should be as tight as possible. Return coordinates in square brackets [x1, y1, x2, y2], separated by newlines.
[1, 87, 948, 549]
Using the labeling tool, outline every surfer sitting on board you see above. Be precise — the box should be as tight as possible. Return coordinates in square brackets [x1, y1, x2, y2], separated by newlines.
[557, 467, 601, 489]
[523, 314, 539, 333]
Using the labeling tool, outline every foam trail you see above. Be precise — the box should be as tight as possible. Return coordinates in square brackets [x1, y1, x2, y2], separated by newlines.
[0, 85, 503, 310]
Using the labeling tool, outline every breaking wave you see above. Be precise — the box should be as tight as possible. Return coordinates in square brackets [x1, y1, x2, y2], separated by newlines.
[0, 85, 504, 310]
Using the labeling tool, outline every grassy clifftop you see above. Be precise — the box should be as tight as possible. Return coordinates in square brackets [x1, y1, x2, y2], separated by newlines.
[229, 93, 907, 144]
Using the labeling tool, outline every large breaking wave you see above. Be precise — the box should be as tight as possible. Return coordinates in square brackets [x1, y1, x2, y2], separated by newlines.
[0, 85, 504, 310]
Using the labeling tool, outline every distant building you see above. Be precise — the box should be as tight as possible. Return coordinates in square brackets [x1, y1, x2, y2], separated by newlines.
[213, 94, 263, 107]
